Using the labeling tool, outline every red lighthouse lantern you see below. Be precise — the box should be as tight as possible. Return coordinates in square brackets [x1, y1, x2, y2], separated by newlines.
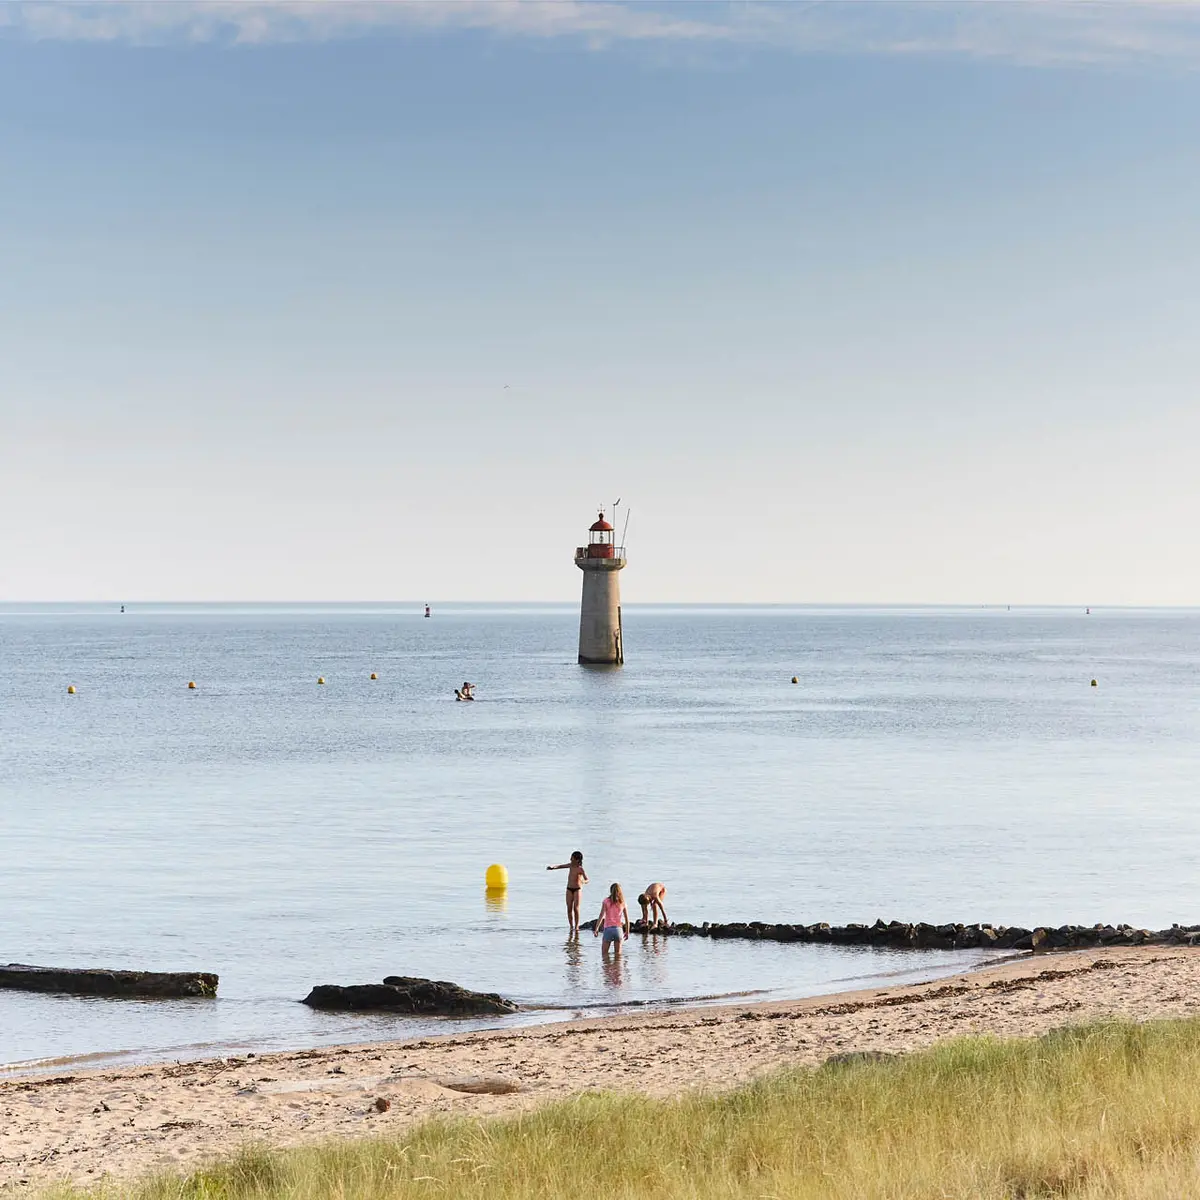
[587, 511, 615, 559]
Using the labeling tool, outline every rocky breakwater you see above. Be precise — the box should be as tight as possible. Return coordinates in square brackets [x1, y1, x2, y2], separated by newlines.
[0, 963, 218, 998]
[595, 919, 1200, 952]
[302, 975, 519, 1015]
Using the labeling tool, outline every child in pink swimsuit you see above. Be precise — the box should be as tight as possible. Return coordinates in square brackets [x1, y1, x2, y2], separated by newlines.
[594, 883, 630, 956]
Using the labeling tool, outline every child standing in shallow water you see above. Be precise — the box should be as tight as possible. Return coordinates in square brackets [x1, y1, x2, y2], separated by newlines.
[594, 883, 630, 956]
[547, 851, 589, 934]
[637, 882, 668, 929]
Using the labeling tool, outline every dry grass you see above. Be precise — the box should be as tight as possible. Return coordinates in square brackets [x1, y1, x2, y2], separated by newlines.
[45, 1018, 1200, 1199]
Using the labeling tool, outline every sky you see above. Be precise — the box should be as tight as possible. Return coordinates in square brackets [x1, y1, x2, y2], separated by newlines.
[1, 0, 1199, 604]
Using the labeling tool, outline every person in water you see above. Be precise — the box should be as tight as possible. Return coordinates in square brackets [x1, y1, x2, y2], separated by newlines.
[594, 883, 630, 956]
[455, 682, 476, 701]
[547, 851, 589, 934]
[637, 882, 668, 929]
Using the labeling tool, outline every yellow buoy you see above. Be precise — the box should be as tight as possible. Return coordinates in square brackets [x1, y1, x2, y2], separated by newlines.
[485, 863, 509, 890]
[1090, 679, 1098, 687]
[370, 672, 378, 680]
[317, 676, 325, 685]
[67, 685, 76, 695]
[791, 676, 798, 684]
[188, 681, 196, 690]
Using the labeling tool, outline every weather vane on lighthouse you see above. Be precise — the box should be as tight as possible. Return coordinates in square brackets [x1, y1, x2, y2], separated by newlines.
[574, 501, 628, 665]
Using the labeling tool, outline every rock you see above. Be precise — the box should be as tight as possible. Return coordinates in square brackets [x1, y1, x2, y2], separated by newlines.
[437, 1075, 522, 1095]
[302, 977, 518, 1015]
[373, 1097, 390, 1112]
[0, 963, 218, 999]
[992, 927, 1028, 948]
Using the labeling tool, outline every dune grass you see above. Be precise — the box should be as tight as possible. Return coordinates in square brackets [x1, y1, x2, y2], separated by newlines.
[48, 1018, 1200, 1199]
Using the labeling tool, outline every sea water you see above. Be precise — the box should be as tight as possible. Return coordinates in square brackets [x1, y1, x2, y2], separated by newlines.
[2, 604, 1198, 1071]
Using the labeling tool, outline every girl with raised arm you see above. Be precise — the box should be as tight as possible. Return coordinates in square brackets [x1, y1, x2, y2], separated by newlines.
[547, 850, 588, 934]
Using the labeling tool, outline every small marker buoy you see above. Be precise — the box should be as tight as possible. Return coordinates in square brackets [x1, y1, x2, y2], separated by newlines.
[317, 676, 326, 685]
[1090, 679, 1097, 687]
[187, 681, 196, 689]
[370, 672, 378, 680]
[67, 685, 76, 695]
[791, 676, 798, 684]
[485, 863, 508, 890]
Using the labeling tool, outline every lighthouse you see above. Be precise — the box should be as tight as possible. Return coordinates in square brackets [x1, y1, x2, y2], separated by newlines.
[575, 510, 626, 665]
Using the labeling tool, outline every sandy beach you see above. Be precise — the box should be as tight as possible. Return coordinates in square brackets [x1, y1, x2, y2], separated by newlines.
[4, 945, 1200, 1188]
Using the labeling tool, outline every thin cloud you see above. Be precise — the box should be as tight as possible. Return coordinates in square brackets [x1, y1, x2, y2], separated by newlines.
[3, 0, 1200, 67]
[0, 1, 736, 46]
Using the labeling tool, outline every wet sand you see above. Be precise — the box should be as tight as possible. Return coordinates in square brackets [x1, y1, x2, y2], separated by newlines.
[4, 945, 1199, 1188]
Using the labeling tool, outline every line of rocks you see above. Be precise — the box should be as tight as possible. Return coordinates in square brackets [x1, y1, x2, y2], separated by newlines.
[580, 919, 1200, 952]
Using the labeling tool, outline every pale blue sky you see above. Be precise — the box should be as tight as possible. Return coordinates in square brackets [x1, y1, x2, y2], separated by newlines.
[2, 1, 1198, 603]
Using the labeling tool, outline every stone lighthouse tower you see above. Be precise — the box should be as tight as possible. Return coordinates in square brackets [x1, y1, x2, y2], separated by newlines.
[575, 510, 626, 665]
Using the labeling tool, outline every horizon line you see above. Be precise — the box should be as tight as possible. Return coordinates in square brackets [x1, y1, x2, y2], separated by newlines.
[0, 600, 1191, 611]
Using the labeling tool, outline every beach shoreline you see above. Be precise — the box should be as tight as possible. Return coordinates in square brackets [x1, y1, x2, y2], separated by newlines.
[0, 944, 1011, 1080]
[5, 944, 1200, 1188]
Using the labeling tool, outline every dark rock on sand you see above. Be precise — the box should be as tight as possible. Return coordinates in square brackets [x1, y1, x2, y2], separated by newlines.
[302, 976, 518, 1015]
[0, 963, 218, 998]
[437, 1075, 523, 1094]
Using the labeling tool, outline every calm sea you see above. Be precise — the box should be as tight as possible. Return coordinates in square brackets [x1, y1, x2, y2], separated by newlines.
[2, 604, 1198, 1072]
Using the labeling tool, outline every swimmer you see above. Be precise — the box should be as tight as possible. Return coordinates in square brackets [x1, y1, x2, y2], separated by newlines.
[547, 850, 589, 934]
[637, 882, 668, 929]
[594, 883, 630, 956]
